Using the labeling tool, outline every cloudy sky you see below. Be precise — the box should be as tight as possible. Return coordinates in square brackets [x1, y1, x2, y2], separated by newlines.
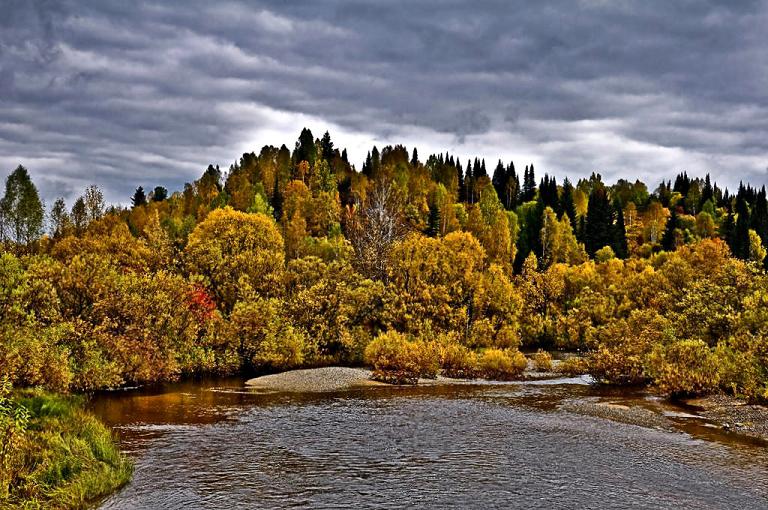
[1, 0, 767, 205]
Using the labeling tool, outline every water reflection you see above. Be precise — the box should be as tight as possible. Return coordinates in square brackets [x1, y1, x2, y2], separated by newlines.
[93, 377, 768, 509]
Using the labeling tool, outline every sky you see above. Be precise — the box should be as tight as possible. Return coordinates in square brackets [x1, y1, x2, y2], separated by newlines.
[1, 0, 767, 205]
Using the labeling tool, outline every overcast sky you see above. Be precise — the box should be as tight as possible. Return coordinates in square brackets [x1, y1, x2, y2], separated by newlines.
[2, 0, 767, 205]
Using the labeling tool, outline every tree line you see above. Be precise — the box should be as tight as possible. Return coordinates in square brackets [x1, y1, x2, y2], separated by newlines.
[1, 128, 768, 400]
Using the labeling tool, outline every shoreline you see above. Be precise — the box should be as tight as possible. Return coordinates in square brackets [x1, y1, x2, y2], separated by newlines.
[245, 366, 768, 443]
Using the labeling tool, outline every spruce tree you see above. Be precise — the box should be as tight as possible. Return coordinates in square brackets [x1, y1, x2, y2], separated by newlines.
[560, 178, 577, 226]
[271, 176, 283, 222]
[612, 204, 628, 258]
[426, 201, 440, 237]
[661, 208, 678, 251]
[492, 160, 506, 204]
[152, 186, 168, 202]
[732, 196, 751, 259]
[131, 186, 147, 208]
[411, 148, 419, 167]
[319, 131, 334, 161]
[504, 162, 518, 210]
[750, 187, 768, 248]
[584, 185, 614, 257]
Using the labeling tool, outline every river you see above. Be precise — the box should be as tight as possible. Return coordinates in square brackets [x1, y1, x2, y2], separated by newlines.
[91, 375, 768, 509]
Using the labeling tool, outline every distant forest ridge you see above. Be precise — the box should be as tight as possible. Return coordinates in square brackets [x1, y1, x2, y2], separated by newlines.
[2, 127, 766, 269]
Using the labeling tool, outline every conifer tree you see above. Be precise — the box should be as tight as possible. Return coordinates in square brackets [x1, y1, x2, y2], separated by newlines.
[492, 160, 506, 204]
[411, 148, 419, 167]
[584, 184, 614, 257]
[131, 186, 147, 208]
[560, 178, 577, 226]
[426, 201, 440, 237]
[661, 208, 678, 251]
[732, 196, 751, 259]
[504, 162, 519, 210]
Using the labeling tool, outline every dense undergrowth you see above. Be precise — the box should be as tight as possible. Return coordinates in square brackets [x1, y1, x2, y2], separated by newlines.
[0, 381, 132, 509]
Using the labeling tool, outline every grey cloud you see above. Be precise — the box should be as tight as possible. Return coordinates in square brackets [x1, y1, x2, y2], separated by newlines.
[0, 0, 767, 205]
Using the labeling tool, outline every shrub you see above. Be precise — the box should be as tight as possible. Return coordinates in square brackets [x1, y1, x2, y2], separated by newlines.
[364, 331, 439, 384]
[532, 349, 553, 372]
[439, 342, 478, 379]
[477, 349, 527, 380]
[587, 310, 675, 385]
[557, 356, 589, 376]
[714, 335, 768, 402]
[228, 298, 312, 371]
[645, 339, 720, 397]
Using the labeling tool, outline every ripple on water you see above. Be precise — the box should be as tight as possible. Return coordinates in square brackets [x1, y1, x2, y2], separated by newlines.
[96, 381, 768, 510]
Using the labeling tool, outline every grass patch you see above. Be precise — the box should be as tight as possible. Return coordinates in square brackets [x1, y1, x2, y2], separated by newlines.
[1, 387, 132, 509]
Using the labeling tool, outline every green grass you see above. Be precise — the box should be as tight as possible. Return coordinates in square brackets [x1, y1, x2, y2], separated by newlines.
[1, 390, 132, 510]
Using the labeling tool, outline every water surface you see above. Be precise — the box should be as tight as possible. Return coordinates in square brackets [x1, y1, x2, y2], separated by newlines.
[92, 377, 768, 509]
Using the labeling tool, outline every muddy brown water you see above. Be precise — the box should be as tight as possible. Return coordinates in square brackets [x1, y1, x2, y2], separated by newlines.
[91, 376, 768, 509]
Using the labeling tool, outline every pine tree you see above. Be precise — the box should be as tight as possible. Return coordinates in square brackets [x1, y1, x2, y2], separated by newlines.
[560, 178, 577, 226]
[701, 173, 714, 208]
[426, 201, 440, 237]
[466, 159, 475, 204]
[584, 184, 614, 257]
[294, 127, 316, 167]
[131, 186, 147, 208]
[522, 165, 537, 202]
[271, 176, 283, 222]
[750, 187, 768, 248]
[411, 148, 419, 167]
[492, 160, 506, 204]
[319, 131, 334, 162]
[371, 146, 380, 176]
[152, 186, 168, 202]
[456, 160, 465, 202]
[661, 208, 678, 251]
[732, 196, 751, 259]
[612, 203, 628, 258]
[504, 162, 519, 210]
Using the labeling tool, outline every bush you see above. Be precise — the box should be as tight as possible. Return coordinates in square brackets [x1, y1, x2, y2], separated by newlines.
[439, 342, 478, 379]
[364, 331, 439, 384]
[228, 298, 312, 371]
[532, 349, 553, 372]
[587, 310, 675, 385]
[645, 339, 720, 397]
[557, 356, 589, 376]
[477, 349, 527, 381]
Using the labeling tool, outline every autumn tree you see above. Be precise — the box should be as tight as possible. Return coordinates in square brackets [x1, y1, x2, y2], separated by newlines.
[49, 198, 71, 239]
[347, 180, 406, 281]
[185, 207, 284, 311]
[0, 165, 44, 246]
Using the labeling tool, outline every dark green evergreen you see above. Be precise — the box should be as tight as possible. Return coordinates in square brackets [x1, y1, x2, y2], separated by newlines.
[584, 184, 614, 257]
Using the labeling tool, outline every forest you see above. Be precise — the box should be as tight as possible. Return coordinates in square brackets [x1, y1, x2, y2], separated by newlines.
[2, 127, 768, 401]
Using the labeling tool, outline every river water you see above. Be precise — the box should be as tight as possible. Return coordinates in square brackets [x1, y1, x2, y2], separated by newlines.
[91, 376, 768, 509]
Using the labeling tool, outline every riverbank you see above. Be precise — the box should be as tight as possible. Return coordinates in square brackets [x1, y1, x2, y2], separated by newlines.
[684, 394, 768, 442]
[0, 389, 132, 509]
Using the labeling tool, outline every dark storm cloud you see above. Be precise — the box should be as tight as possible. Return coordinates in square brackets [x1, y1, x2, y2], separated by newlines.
[1, 0, 767, 204]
